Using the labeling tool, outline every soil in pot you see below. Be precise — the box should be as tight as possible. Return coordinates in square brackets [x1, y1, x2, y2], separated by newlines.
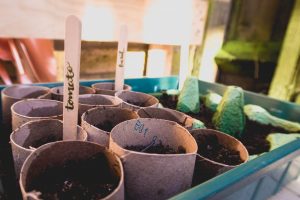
[125, 141, 186, 154]
[28, 153, 117, 199]
[95, 120, 115, 132]
[125, 100, 149, 107]
[158, 90, 178, 110]
[194, 134, 243, 165]
[23, 135, 59, 149]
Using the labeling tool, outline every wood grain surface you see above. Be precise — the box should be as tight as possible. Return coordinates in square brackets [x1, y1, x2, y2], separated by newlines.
[0, 0, 208, 45]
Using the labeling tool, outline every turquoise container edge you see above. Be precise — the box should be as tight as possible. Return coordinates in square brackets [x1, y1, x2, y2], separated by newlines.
[1, 76, 299, 199]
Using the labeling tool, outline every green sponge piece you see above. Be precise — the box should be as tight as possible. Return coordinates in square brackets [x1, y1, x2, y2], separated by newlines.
[176, 77, 200, 114]
[267, 133, 300, 151]
[244, 104, 300, 132]
[192, 119, 206, 129]
[203, 92, 222, 112]
[212, 86, 245, 138]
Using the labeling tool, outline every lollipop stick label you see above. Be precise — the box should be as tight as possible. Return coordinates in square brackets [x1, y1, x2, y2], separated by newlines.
[118, 49, 125, 68]
[65, 62, 75, 111]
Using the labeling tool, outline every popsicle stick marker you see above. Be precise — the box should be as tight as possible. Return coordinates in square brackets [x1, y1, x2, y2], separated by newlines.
[115, 25, 128, 91]
[63, 15, 82, 140]
[179, 42, 190, 90]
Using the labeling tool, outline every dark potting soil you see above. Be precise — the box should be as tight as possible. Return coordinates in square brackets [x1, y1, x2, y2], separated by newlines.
[158, 91, 178, 110]
[155, 92, 293, 156]
[241, 119, 288, 155]
[125, 141, 186, 154]
[25, 135, 59, 149]
[29, 153, 117, 200]
[194, 134, 243, 165]
[95, 120, 115, 132]
[126, 100, 148, 107]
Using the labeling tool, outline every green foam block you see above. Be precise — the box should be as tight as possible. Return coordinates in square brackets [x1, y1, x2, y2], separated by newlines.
[203, 92, 222, 113]
[176, 77, 200, 114]
[267, 133, 300, 151]
[244, 104, 300, 132]
[212, 86, 245, 138]
[192, 119, 206, 129]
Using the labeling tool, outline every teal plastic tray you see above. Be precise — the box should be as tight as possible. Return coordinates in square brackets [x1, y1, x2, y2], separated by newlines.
[0, 76, 299, 200]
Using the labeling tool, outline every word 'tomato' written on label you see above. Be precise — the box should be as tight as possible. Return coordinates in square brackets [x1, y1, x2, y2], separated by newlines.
[65, 62, 75, 111]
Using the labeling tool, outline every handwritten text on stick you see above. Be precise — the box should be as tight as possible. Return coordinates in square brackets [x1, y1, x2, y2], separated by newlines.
[65, 62, 75, 110]
[118, 49, 125, 68]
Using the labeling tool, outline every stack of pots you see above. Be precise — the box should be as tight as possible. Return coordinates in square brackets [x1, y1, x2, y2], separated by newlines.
[3, 83, 249, 200]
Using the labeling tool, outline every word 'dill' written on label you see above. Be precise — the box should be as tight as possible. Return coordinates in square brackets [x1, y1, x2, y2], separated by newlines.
[118, 49, 125, 68]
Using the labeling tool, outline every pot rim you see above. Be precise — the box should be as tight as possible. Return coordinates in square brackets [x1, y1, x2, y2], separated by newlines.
[190, 128, 249, 167]
[110, 118, 198, 157]
[11, 99, 63, 119]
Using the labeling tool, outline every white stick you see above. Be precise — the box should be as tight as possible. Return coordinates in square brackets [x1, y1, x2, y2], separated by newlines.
[63, 15, 82, 140]
[115, 25, 128, 91]
[178, 43, 190, 90]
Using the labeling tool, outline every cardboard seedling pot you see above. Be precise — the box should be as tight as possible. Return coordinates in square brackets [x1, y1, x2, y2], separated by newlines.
[92, 82, 132, 96]
[10, 119, 87, 178]
[49, 85, 95, 101]
[81, 107, 138, 147]
[190, 129, 249, 185]
[110, 118, 198, 200]
[11, 99, 63, 130]
[137, 107, 201, 130]
[20, 141, 124, 200]
[78, 94, 122, 121]
[115, 90, 159, 111]
[1, 85, 49, 125]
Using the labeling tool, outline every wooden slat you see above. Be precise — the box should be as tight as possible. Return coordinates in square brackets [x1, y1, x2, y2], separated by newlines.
[268, 0, 300, 100]
[0, 0, 208, 45]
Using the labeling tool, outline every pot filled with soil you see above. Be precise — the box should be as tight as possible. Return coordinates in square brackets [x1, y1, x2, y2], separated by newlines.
[10, 119, 87, 178]
[190, 128, 249, 185]
[92, 82, 132, 96]
[115, 90, 159, 111]
[81, 107, 138, 146]
[110, 118, 197, 200]
[1, 85, 50, 125]
[137, 107, 205, 130]
[20, 141, 124, 200]
[78, 94, 122, 121]
[48, 85, 95, 101]
[11, 99, 63, 130]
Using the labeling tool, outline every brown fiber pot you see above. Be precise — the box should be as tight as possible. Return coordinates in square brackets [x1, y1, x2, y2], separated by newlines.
[190, 129, 249, 185]
[48, 85, 95, 101]
[11, 99, 63, 130]
[92, 82, 132, 96]
[10, 119, 87, 179]
[78, 94, 122, 121]
[81, 107, 138, 147]
[20, 141, 124, 200]
[115, 90, 159, 111]
[137, 107, 201, 130]
[110, 118, 198, 200]
[1, 85, 49, 125]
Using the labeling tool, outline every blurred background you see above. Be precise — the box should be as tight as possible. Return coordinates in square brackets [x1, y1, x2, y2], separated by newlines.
[0, 0, 299, 102]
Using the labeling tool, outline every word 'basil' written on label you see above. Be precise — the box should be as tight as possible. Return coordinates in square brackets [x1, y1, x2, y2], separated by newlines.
[134, 120, 149, 137]
[65, 62, 75, 111]
[118, 49, 125, 68]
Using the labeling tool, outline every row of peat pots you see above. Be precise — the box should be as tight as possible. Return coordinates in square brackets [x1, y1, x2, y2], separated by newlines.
[2, 81, 289, 200]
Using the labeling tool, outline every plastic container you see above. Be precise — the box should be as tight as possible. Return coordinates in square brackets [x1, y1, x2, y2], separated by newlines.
[0, 76, 300, 200]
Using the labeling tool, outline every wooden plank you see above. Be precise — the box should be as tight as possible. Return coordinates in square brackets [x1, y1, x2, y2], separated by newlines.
[0, 0, 208, 45]
[268, 0, 300, 100]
